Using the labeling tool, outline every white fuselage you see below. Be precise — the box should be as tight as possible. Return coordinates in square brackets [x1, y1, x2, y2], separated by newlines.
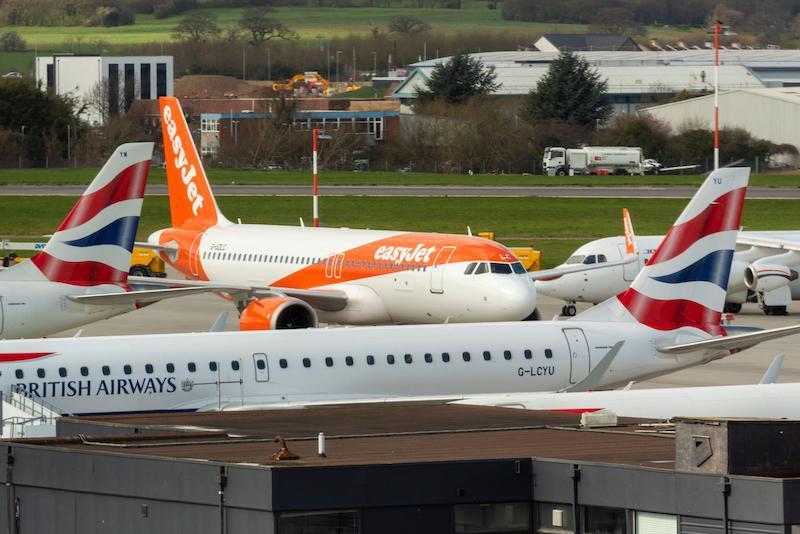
[3, 320, 720, 415]
[455, 383, 800, 420]
[152, 224, 537, 324]
[536, 232, 800, 305]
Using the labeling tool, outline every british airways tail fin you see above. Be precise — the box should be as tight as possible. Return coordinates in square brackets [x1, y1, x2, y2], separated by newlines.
[4, 143, 153, 286]
[573, 167, 750, 335]
[159, 96, 227, 230]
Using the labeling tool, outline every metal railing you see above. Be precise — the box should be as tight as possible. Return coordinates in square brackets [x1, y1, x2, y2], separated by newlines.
[1, 386, 64, 438]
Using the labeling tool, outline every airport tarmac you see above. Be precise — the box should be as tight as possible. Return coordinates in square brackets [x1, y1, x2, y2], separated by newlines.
[52, 289, 800, 391]
[3, 184, 800, 199]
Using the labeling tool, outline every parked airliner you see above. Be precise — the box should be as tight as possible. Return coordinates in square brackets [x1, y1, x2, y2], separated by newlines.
[4, 168, 800, 415]
[536, 211, 800, 316]
[138, 97, 537, 329]
[0, 143, 208, 339]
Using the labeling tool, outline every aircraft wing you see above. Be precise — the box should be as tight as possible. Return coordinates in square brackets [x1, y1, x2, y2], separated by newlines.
[68, 286, 218, 306]
[657, 324, 800, 355]
[529, 256, 637, 281]
[736, 234, 800, 252]
[127, 275, 349, 312]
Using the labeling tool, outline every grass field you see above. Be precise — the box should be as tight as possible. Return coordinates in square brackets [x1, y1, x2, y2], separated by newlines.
[0, 2, 700, 48]
[1, 195, 797, 268]
[2, 167, 800, 188]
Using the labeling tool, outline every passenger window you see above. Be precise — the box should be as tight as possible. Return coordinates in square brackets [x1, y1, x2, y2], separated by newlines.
[102, 366, 111, 376]
[145, 364, 154, 374]
[345, 356, 354, 366]
[474, 263, 488, 275]
[545, 349, 553, 359]
[81, 366, 89, 377]
[442, 352, 450, 363]
[462, 352, 471, 362]
[424, 353, 433, 363]
[231, 361, 240, 371]
[367, 355, 375, 365]
[404, 353, 413, 364]
[15, 369, 23, 379]
[325, 357, 334, 367]
[504, 350, 512, 360]
[279, 359, 288, 369]
[209, 361, 218, 372]
[166, 363, 175, 373]
[188, 362, 196, 372]
[387, 354, 395, 365]
[124, 365, 132, 375]
[59, 367, 67, 378]
[256, 359, 266, 370]
[302, 358, 311, 368]
[37, 368, 45, 378]
[524, 350, 533, 360]
[464, 262, 477, 275]
[483, 351, 491, 361]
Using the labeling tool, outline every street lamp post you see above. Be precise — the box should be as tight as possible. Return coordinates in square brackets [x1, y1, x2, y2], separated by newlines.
[372, 51, 377, 77]
[335, 50, 342, 85]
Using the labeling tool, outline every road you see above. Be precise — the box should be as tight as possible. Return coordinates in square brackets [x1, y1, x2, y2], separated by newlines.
[2, 184, 799, 199]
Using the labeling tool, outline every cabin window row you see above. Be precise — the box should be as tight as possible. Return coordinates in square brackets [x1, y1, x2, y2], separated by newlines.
[202, 251, 427, 272]
[12, 360, 242, 380]
[279, 348, 554, 370]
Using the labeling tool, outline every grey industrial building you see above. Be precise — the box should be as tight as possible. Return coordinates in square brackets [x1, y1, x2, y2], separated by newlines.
[2, 405, 800, 534]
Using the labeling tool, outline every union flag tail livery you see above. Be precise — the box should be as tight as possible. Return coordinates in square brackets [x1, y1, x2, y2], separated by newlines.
[159, 97, 226, 230]
[147, 98, 538, 327]
[6, 143, 153, 286]
[575, 167, 749, 335]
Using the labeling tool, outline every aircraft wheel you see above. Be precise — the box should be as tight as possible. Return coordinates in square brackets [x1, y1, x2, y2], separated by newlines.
[764, 305, 788, 316]
[561, 304, 577, 317]
[723, 302, 742, 314]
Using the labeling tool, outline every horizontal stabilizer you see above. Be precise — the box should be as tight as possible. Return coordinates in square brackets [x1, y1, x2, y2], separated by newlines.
[657, 324, 800, 355]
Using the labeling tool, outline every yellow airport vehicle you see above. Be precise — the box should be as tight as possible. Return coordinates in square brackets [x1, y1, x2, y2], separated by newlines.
[0, 241, 166, 277]
[478, 232, 541, 271]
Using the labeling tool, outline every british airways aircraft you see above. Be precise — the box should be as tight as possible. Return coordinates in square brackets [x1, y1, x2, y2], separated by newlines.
[2, 168, 800, 415]
[0, 142, 210, 339]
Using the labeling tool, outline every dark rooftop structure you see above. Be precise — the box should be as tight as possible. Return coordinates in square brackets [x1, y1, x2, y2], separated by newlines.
[533, 34, 641, 52]
[3, 405, 800, 534]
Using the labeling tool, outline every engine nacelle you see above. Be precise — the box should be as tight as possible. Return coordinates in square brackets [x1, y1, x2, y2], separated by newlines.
[744, 263, 799, 293]
[240, 297, 318, 330]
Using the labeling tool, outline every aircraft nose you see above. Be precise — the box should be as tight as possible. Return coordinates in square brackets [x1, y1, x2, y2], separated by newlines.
[498, 276, 537, 319]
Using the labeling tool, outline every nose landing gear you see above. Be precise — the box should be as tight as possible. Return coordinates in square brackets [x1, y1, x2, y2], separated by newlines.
[561, 302, 577, 317]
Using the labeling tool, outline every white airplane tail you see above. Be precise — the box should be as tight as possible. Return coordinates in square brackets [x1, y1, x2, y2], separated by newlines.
[573, 167, 750, 336]
[2, 143, 153, 286]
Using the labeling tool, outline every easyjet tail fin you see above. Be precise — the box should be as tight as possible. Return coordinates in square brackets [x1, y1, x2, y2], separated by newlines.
[622, 208, 637, 256]
[159, 96, 227, 229]
[573, 167, 750, 335]
[3, 143, 153, 286]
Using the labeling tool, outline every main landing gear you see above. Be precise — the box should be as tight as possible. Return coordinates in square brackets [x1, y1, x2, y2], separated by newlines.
[561, 302, 577, 317]
[723, 302, 742, 314]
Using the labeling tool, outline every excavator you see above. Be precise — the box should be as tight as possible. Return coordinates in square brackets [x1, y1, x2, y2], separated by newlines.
[272, 71, 330, 94]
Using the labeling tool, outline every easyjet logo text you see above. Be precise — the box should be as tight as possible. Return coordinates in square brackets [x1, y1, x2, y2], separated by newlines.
[163, 105, 205, 216]
[374, 244, 437, 264]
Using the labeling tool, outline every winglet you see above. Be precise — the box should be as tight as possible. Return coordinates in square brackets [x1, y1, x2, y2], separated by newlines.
[759, 354, 784, 384]
[622, 208, 637, 256]
[209, 311, 230, 332]
[560, 341, 624, 393]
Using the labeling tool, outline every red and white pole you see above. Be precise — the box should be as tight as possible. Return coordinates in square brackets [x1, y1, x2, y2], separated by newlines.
[312, 128, 319, 227]
[714, 21, 720, 170]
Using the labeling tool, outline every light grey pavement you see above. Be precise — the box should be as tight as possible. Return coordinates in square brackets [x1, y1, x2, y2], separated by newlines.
[53, 291, 800, 390]
[3, 184, 800, 198]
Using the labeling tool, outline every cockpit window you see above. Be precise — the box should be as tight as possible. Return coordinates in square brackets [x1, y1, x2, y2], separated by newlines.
[565, 255, 585, 265]
[597, 254, 607, 263]
[464, 262, 477, 275]
[490, 262, 513, 274]
[474, 262, 489, 275]
[584, 255, 597, 265]
[511, 262, 527, 274]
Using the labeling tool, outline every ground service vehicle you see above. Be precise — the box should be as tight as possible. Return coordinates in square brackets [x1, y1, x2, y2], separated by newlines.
[544, 146, 644, 176]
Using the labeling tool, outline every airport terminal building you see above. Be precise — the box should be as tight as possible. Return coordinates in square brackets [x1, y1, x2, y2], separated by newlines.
[3, 406, 800, 534]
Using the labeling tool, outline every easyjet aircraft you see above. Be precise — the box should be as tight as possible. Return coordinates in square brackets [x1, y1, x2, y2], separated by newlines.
[0, 143, 209, 339]
[6, 168, 800, 416]
[138, 97, 537, 328]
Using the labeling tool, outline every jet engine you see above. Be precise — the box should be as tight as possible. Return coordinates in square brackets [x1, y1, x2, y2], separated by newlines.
[239, 297, 318, 330]
[744, 264, 799, 293]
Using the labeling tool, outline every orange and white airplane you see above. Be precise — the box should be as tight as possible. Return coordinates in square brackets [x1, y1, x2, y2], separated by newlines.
[137, 97, 538, 328]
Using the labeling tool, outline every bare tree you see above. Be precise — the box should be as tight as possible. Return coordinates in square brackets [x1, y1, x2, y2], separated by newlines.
[238, 8, 296, 46]
[86, 79, 111, 125]
[173, 12, 221, 42]
[388, 15, 431, 34]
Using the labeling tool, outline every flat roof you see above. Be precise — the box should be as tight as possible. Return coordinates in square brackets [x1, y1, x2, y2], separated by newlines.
[45, 404, 675, 469]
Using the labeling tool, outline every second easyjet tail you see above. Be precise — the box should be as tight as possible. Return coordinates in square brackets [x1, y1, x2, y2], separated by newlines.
[159, 97, 228, 230]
